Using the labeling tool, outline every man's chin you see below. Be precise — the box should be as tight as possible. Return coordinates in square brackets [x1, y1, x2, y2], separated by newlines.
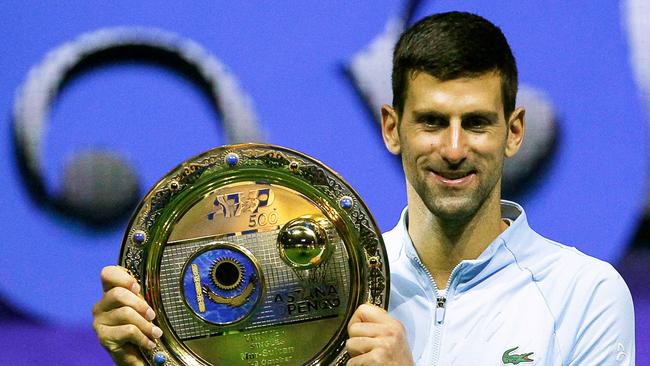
[426, 198, 479, 222]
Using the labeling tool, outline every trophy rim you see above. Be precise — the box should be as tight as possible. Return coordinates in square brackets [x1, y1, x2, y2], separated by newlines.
[118, 143, 390, 366]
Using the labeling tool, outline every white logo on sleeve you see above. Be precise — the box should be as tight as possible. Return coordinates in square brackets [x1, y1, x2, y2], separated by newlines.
[615, 342, 627, 362]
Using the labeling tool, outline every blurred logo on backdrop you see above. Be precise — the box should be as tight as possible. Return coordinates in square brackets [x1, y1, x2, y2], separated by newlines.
[12, 27, 264, 228]
[624, 0, 650, 244]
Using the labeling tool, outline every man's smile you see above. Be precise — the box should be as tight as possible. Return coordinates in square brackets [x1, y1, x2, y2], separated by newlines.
[431, 169, 477, 187]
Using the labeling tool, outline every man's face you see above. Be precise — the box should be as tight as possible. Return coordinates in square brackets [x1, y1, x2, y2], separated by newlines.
[382, 71, 524, 222]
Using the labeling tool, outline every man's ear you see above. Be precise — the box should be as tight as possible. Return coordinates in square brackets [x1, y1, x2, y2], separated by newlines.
[505, 107, 525, 158]
[381, 104, 401, 155]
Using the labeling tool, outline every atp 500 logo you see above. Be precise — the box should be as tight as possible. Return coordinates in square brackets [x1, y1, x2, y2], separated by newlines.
[207, 188, 278, 228]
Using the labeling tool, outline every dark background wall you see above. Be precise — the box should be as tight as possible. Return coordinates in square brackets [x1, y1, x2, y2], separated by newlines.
[1, 1, 648, 364]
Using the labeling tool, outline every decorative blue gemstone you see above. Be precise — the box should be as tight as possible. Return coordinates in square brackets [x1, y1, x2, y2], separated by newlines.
[339, 196, 353, 209]
[153, 352, 166, 365]
[133, 231, 145, 244]
[225, 153, 239, 167]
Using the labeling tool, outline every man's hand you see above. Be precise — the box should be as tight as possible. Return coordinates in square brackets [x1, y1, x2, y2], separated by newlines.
[92, 266, 162, 366]
[346, 303, 413, 366]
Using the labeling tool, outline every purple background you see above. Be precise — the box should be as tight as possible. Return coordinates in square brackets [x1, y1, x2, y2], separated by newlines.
[1, 1, 648, 364]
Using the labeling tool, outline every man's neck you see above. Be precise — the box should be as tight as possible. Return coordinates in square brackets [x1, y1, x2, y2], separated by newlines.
[406, 190, 507, 290]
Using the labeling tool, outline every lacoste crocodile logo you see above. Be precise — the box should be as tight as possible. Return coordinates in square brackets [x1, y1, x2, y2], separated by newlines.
[502, 346, 534, 365]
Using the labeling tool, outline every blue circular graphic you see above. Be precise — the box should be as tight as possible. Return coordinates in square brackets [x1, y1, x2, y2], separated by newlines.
[181, 244, 263, 326]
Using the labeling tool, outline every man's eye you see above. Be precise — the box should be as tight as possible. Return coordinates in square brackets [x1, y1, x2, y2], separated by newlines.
[421, 117, 446, 127]
[464, 118, 487, 129]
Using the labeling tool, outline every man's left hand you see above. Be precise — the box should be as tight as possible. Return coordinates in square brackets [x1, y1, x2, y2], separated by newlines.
[346, 303, 413, 366]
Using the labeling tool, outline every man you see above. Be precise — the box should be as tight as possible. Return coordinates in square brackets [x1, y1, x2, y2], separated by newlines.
[344, 11, 635, 366]
[93, 11, 635, 366]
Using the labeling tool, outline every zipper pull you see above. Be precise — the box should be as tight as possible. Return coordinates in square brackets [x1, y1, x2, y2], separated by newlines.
[435, 296, 446, 324]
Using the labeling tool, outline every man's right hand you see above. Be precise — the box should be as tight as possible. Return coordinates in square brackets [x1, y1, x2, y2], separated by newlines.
[92, 265, 162, 366]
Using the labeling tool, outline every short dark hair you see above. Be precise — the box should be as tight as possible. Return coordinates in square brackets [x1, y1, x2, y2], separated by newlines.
[392, 11, 518, 118]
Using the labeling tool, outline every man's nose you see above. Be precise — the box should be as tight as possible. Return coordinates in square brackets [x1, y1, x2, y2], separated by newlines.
[440, 123, 467, 164]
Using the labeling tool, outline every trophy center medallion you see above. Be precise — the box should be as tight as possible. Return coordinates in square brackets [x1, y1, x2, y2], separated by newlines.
[181, 243, 263, 326]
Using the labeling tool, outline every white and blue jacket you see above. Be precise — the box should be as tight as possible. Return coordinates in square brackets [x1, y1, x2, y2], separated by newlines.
[385, 201, 635, 365]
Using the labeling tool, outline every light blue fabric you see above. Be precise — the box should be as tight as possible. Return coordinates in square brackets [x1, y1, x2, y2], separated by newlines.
[385, 200, 635, 366]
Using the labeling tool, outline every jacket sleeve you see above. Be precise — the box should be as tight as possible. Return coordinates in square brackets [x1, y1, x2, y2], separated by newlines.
[567, 265, 635, 365]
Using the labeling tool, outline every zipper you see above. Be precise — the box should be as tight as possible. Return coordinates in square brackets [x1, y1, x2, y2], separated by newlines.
[410, 254, 462, 366]
[435, 296, 446, 323]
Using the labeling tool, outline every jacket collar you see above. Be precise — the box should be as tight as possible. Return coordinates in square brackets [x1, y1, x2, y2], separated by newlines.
[391, 200, 531, 290]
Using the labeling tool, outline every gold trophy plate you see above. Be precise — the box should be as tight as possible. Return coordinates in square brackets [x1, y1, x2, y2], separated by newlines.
[119, 144, 389, 366]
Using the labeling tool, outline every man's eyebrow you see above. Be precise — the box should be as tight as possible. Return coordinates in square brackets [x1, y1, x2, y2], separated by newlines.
[461, 111, 499, 123]
[411, 109, 449, 120]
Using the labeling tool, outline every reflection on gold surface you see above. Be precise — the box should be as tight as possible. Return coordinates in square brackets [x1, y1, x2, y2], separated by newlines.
[277, 216, 332, 270]
[185, 317, 341, 365]
[169, 183, 321, 242]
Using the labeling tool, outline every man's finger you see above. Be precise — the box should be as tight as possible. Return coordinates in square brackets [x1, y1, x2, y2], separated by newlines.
[101, 265, 140, 294]
[346, 349, 383, 366]
[96, 322, 157, 351]
[347, 321, 388, 338]
[346, 336, 376, 357]
[93, 286, 155, 321]
[97, 306, 162, 341]
[348, 303, 391, 328]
